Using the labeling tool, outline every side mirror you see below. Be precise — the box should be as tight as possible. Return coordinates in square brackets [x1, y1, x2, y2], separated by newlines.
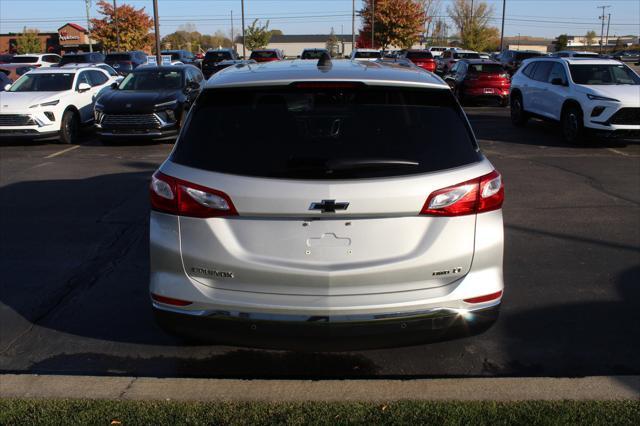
[78, 82, 91, 92]
[111, 82, 119, 89]
[550, 77, 566, 86]
[3, 83, 10, 91]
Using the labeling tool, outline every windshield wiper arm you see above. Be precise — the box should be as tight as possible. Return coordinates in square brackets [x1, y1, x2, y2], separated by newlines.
[326, 158, 420, 171]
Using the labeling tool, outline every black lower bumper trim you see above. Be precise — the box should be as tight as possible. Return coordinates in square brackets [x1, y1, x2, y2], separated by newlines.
[153, 305, 500, 351]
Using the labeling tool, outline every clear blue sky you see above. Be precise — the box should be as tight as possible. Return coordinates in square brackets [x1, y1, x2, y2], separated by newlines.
[1, 0, 638, 39]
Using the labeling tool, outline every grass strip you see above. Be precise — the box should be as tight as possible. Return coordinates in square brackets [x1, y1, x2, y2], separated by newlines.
[1, 399, 639, 425]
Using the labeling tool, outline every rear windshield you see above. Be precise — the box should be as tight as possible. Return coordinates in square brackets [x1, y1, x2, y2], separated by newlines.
[106, 53, 133, 61]
[301, 50, 328, 59]
[10, 56, 38, 63]
[250, 51, 278, 59]
[205, 51, 232, 61]
[514, 52, 542, 61]
[172, 86, 480, 179]
[468, 63, 505, 73]
[406, 51, 433, 59]
[354, 51, 381, 59]
[60, 55, 90, 65]
[430, 47, 446, 52]
[456, 52, 480, 59]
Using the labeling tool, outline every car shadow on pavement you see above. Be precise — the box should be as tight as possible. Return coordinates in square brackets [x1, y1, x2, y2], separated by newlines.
[468, 113, 637, 149]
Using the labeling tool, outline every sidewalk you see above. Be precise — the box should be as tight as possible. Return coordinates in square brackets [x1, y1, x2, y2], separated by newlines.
[1, 374, 638, 401]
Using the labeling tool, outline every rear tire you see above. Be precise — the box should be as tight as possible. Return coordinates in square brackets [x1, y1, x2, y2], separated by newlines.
[561, 105, 586, 145]
[510, 94, 528, 127]
[59, 110, 78, 145]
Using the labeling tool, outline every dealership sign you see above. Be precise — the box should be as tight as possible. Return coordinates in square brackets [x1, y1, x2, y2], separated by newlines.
[59, 31, 80, 41]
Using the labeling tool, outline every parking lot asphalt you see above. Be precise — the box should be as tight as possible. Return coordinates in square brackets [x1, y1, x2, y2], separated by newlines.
[1, 107, 638, 380]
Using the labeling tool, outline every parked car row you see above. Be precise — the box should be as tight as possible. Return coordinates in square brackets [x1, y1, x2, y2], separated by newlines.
[0, 62, 205, 144]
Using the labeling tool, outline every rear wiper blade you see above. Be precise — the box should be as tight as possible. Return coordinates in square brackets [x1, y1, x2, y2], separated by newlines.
[326, 158, 420, 171]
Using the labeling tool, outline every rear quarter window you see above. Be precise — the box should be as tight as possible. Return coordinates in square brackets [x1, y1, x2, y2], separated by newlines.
[171, 86, 481, 180]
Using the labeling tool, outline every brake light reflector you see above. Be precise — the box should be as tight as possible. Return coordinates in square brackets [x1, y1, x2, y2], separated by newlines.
[150, 171, 238, 218]
[421, 170, 504, 216]
[464, 290, 503, 304]
[151, 293, 193, 306]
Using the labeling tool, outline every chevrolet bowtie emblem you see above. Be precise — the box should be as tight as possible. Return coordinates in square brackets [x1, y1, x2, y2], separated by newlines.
[309, 199, 349, 213]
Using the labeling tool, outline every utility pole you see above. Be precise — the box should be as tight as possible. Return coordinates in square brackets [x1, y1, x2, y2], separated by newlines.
[605, 13, 611, 48]
[352, 0, 355, 51]
[499, 0, 506, 52]
[597, 5, 611, 53]
[85, 0, 93, 52]
[113, 0, 120, 51]
[230, 10, 234, 51]
[153, 0, 161, 64]
[241, 0, 246, 58]
[371, 0, 375, 48]
[470, 0, 474, 47]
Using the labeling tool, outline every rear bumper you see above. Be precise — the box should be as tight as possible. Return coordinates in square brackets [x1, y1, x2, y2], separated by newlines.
[153, 302, 500, 350]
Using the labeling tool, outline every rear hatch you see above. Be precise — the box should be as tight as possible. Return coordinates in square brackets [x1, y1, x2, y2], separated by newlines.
[105, 54, 134, 73]
[406, 51, 436, 71]
[466, 63, 510, 90]
[163, 84, 489, 296]
[203, 51, 233, 70]
[250, 51, 280, 62]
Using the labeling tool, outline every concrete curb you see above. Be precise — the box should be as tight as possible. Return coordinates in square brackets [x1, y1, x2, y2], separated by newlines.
[1, 374, 639, 401]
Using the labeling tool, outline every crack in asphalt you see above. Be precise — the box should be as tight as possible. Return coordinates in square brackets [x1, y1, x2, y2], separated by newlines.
[526, 158, 640, 207]
[0, 212, 145, 356]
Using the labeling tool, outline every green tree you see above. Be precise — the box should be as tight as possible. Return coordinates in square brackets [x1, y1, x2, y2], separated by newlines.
[554, 34, 568, 51]
[90, 0, 154, 51]
[448, 0, 499, 51]
[326, 28, 339, 57]
[585, 30, 597, 47]
[358, 0, 426, 49]
[244, 19, 272, 51]
[16, 27, 42, 54]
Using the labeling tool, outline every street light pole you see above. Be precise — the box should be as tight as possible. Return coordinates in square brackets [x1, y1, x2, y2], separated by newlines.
[153, 0, 161, 64]
[113, 0, 120, 51]
[605, 13, 611, 49]
[371, 0, 375, 48]
[241, 0, 246, 58]
[499, 0, 506, 52]
[85, 0, 93, 52]
[351, 0, 355, 51]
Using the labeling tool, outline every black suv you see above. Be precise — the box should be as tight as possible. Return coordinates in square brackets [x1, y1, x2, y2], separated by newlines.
[498, 50, 544, 74]
[202, 49, 239, 78]
[105, 51, 148, 75]
[161, 50, 197, 66]
[59, 52, 106, 66]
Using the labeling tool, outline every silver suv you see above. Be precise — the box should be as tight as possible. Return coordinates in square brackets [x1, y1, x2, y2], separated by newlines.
[149, 59, 505, 350]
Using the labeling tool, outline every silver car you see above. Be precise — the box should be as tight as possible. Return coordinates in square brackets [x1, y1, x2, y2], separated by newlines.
[149, 59, 504, 350]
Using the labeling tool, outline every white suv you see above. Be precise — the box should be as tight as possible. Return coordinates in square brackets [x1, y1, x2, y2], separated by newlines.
[0, 66, 117, 144]
[510, 57, 640, 143]
[9, 53, 62, 67]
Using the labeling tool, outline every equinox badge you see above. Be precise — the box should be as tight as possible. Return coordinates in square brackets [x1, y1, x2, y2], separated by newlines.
[309, 200, 349, 213]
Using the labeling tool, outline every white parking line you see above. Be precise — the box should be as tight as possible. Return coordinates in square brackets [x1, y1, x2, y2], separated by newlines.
[44, 145, 80, 159]
[607, 148, 630, 157]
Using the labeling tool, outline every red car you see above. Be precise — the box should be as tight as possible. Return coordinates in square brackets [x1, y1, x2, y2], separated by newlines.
[398, 50, 437, 72]
[443, 59, 510, 106]
[249, 49, 284, 63]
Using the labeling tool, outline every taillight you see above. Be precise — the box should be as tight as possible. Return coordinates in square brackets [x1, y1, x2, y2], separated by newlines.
[150, 171, 238, 218]
[464, 290, 503, 304]
[420, 170, 504, 216]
